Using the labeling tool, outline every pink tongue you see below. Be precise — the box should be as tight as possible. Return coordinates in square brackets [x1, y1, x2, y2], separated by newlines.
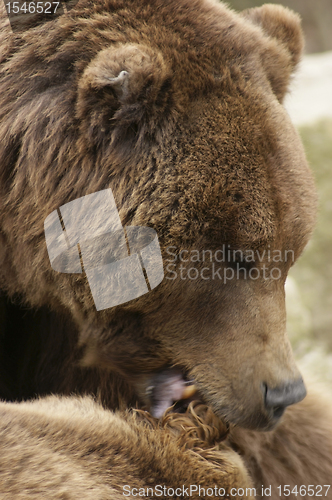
[152, 372, 186, 418]
[149, 368, 196, 418]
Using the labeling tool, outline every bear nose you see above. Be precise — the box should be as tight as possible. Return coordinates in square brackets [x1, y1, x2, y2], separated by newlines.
[264, 378, 307, 418]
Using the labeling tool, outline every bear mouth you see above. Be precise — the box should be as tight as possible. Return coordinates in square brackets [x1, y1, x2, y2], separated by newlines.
[145, 367, 198, 418]
[144, 367, 287, 430]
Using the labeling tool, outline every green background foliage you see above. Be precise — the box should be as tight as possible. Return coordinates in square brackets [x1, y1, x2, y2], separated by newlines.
[287, 120, 332, 380]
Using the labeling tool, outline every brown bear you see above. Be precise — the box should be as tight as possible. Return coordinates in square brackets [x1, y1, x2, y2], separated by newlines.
[0, 0, 331, 496]
[0, 398, 256, 499]
[0, 388, 331, 499]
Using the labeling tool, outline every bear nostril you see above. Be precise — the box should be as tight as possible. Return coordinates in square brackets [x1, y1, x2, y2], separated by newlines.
[264, 378, 307, 415]
[272, 406, 285, 419]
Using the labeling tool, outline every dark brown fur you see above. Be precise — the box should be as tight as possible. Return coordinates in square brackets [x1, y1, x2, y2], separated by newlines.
[0, 0, 316, 426]
[0, 0, 330, 496]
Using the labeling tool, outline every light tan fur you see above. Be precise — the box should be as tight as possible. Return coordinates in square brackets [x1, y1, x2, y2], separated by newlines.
[0, 385, 331, 499]
[0, 397, 253, 499]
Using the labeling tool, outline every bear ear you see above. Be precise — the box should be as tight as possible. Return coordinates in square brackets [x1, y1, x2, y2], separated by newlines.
[76, 44, 170, 144]
[241, 4, 304, 102]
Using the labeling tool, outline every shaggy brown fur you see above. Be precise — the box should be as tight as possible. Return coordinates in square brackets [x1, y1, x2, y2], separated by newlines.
[0, 0, 316, 427]
[0, 398, 253, 499]
[230, 385, 332, 497]
[0, 388, 331, 499]
[0, 0, 330, 496]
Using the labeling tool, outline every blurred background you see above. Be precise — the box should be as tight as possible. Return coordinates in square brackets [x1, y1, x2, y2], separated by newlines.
[228, 0, 332, 380]
[228, 0, 332, 53]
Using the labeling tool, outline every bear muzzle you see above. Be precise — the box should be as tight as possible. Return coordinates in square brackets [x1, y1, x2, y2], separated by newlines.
[263, 377, 307, 420]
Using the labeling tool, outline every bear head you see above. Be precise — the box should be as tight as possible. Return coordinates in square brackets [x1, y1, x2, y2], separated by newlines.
[0, 0, 316, 429]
